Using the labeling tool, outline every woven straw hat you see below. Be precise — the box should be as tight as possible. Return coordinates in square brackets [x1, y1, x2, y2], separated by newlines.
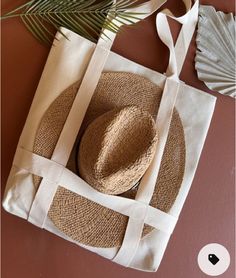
[33, 72, 185, 248]
[78, 106, 158, 195]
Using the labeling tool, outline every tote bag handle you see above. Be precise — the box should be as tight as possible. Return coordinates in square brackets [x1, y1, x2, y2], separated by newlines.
[112, 0, 199, 266]
[98, 0, 167, 48]
[156, 0, 199, 80]
[134, 0, 199, 204]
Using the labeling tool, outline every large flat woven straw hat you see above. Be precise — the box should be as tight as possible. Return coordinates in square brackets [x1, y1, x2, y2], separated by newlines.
[33, 72, 185, 248]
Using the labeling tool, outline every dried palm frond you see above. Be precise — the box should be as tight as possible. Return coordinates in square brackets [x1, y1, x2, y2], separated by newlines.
[1, 0, 143, 44]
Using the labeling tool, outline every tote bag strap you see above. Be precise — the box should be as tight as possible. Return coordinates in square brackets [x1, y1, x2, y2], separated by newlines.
[112, 0, 199, 266]
[134, 0, 199, 205]
[156, 0, 199, 80]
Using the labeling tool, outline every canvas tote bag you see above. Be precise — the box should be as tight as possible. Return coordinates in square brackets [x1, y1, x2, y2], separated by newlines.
[3, 0, 216, 272]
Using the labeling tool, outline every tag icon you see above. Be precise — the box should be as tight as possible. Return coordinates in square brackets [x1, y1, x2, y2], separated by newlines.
[198, 243, 230, 276]
[208, 254, 219, 265]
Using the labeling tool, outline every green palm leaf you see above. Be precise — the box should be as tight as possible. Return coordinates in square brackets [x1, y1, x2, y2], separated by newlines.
[1, 0, 143, 45]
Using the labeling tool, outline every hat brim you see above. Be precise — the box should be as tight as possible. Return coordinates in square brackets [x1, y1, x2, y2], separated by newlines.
[33, 72, 185, 248]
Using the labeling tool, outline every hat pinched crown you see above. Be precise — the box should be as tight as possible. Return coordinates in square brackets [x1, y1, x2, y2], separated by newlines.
[78, 106, 158, 195]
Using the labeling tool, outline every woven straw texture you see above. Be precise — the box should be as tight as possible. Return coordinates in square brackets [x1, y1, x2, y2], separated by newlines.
[33, 72, 186, 248]
[79, 106, 158, 195]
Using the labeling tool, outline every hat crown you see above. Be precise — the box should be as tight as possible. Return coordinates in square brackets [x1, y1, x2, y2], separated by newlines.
[78, 106, 158, 195]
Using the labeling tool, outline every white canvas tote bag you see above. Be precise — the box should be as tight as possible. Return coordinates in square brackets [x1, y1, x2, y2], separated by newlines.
[3, 0, 216, 272]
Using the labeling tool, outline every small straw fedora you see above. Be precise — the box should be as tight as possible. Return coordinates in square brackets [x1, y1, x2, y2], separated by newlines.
[78, 106, 158, 195]
[33, 72, 186, 248]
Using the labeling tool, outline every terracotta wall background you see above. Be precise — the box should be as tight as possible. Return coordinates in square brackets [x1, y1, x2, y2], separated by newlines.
[1, 0, 235, 277]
